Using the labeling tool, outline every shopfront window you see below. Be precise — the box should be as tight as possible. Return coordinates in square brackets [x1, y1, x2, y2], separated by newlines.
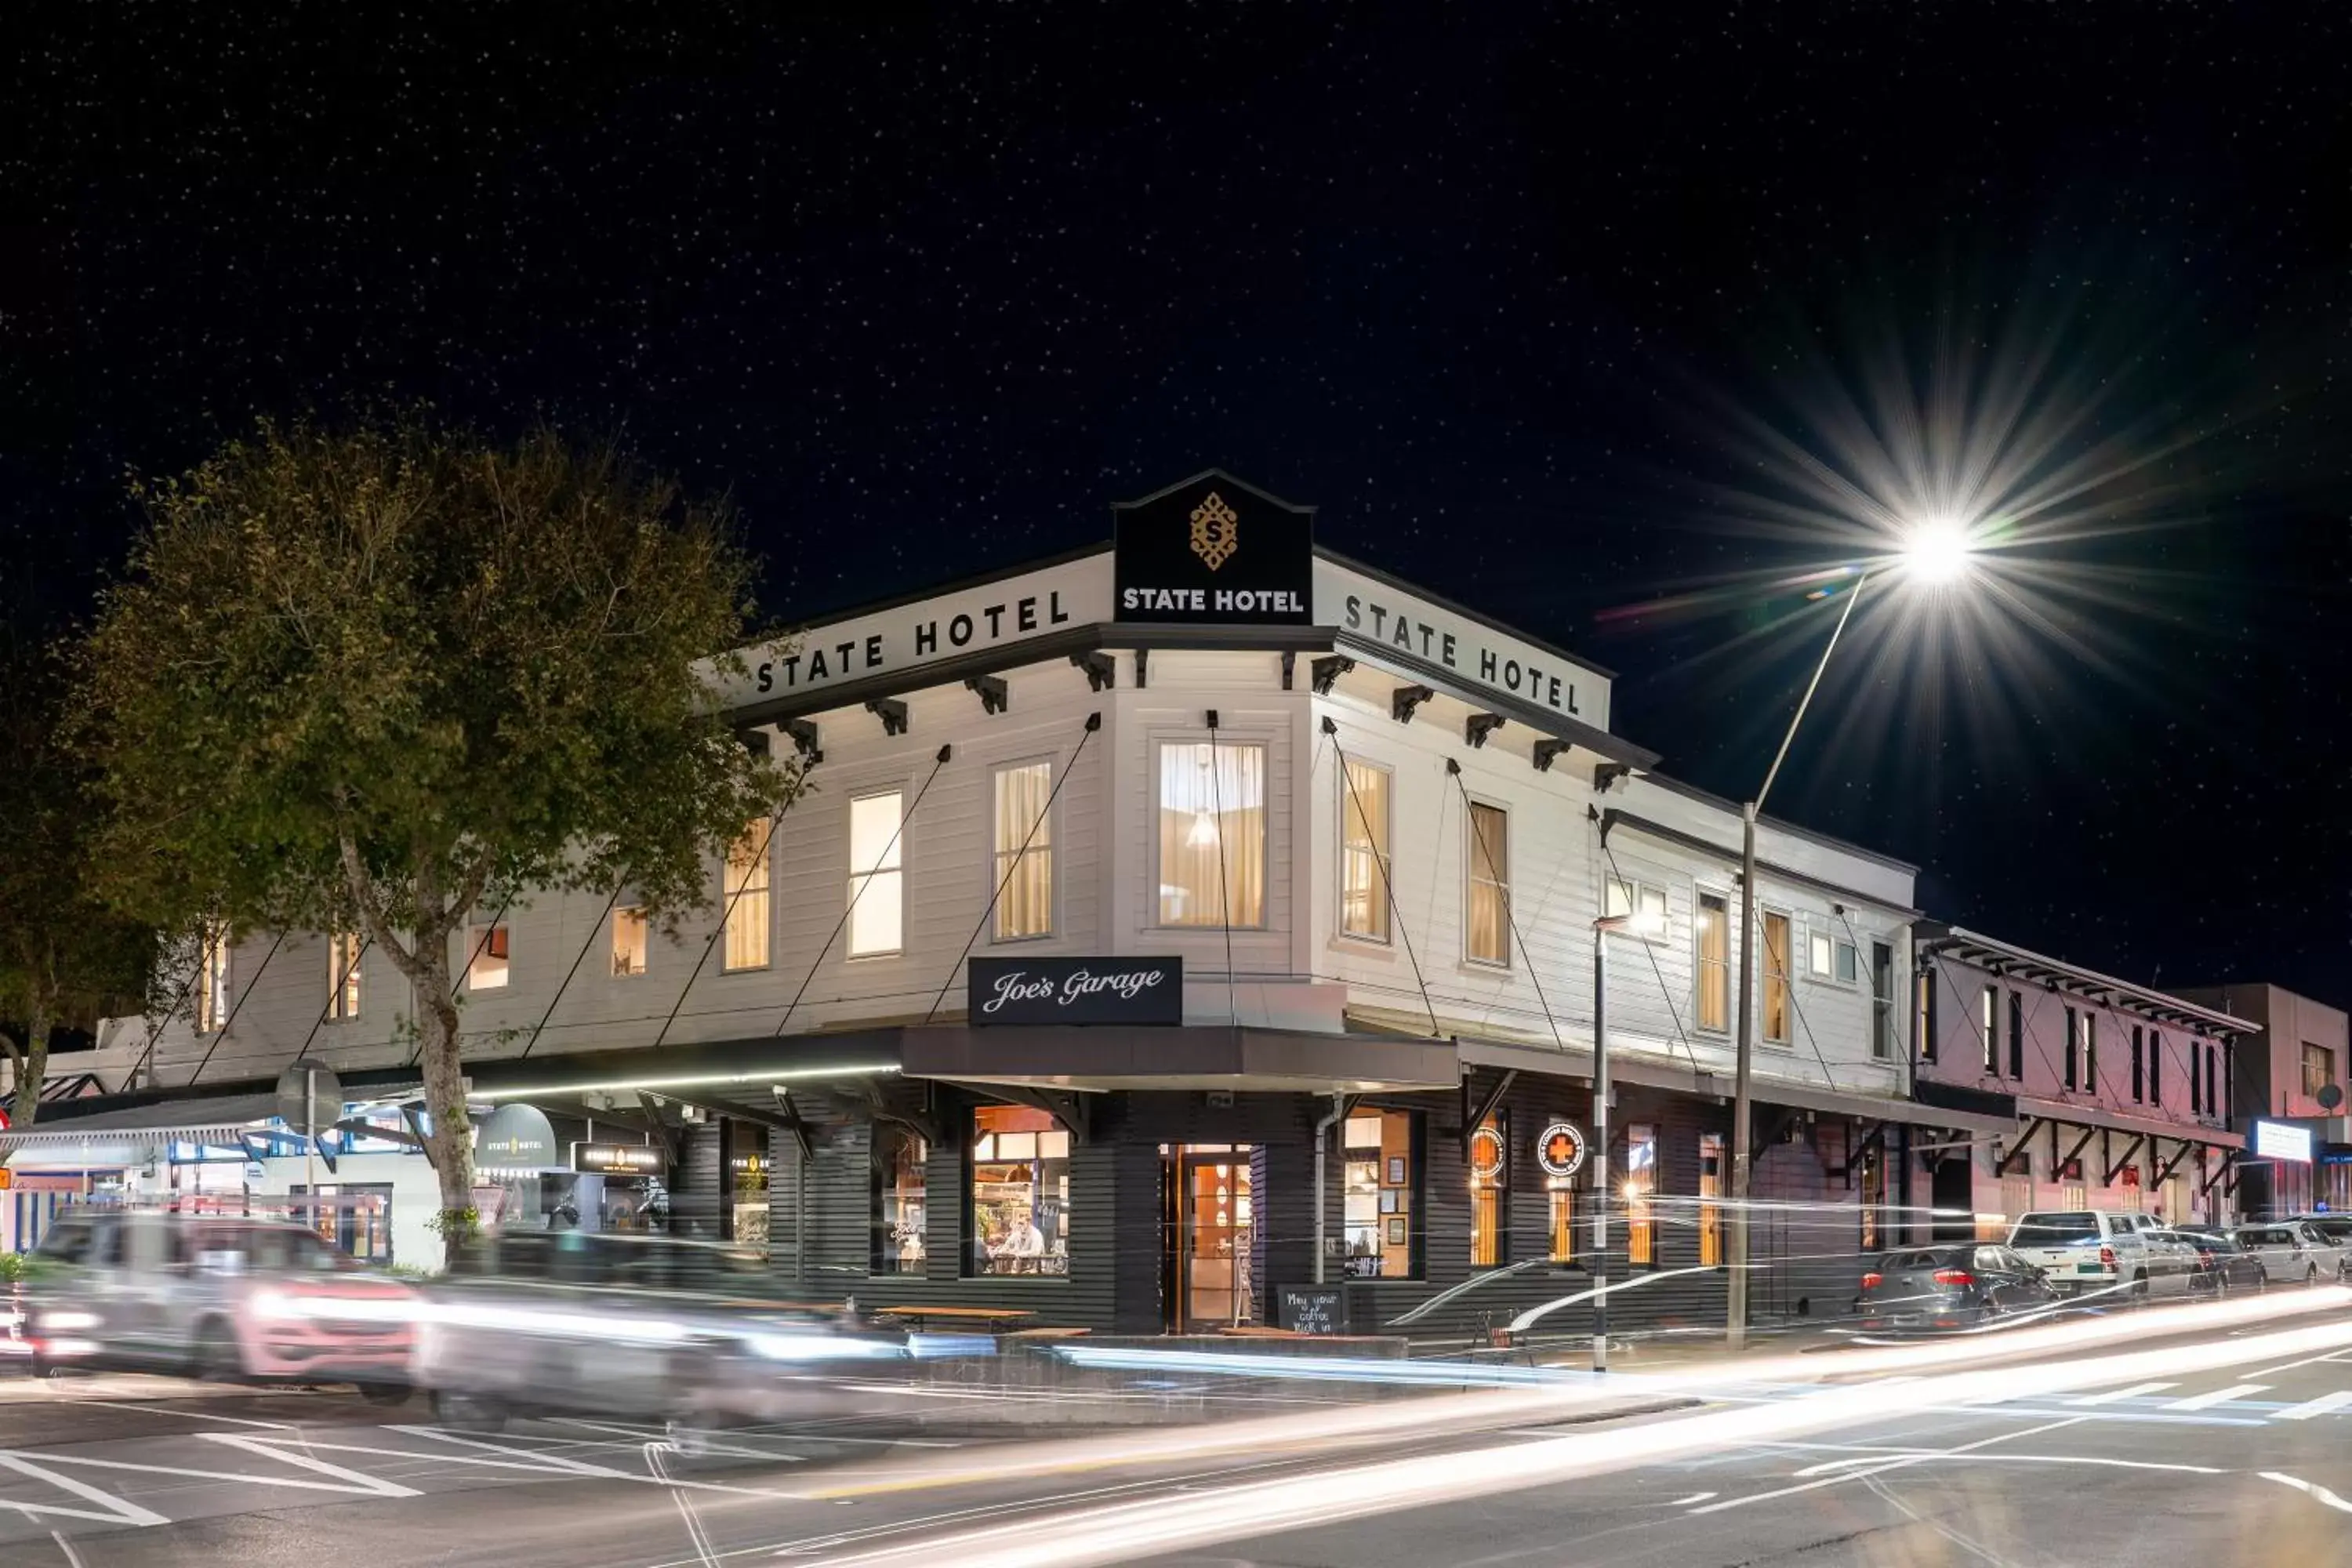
[1342, 1109, 1418, 1278]
[1469, 1113, 1507, 1269]
[1156, 740, 1267, 927]
[289, 1183, 394, 1265]
[1548, 1181, 1578, 1265]
[874, 1127, 928, 1274]
[1340, 759, 1392, 942]
[1626, 1123, 1657, 1267]
[1699, 1132, 1724, 1267]
[971, 1106, 1069, 1276]
[726, 1121, 770, 1250]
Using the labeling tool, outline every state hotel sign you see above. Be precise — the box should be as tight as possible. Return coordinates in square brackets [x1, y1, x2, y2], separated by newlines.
[1113, 471, 1314, 626]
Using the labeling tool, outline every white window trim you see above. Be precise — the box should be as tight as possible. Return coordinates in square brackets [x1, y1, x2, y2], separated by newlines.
[1603, 875, 1670, 945]
[1335, 755, 1395, 949]
[987, 754, 1060, 946]
[611, 906, 651, 979]
[1462, 793, 1512, 971]
[1149, 731, 1273, 933]
[720, 820, 775, 975]
[1692, 884, 1733, 1036]
[1757, 904, 1796, 1050]
[847, 786, 909, 960]
[325, 932, 363, 1022]
[1800, 921, 1860, 989]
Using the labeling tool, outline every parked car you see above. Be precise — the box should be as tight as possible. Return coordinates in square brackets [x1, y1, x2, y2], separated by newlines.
[1856, 1243, 2063, 1330]
[2291, 1214, 2352, 1268]
[2147, 1228, 2268, 1295]
[412, 1229, 913, 1433]
[24, 1209, 414, 1394]
[2230, 1222, 2349, 1286]
[2006, 1210, 2199, 1299]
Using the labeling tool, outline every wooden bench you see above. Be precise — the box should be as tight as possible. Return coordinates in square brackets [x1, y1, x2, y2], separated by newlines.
[876, 1305, 1039, 1334]
[1003, 1326, 1091, 1340]
[1216, 1325, 1305, 1338]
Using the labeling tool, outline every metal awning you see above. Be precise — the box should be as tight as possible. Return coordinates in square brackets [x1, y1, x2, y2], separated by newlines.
[2012, 1095, 2244, 1151]
[1919, 927, 2259, 1035]
[0, 1091, 284, 1150]
[1454, 1034, 2014, 1136]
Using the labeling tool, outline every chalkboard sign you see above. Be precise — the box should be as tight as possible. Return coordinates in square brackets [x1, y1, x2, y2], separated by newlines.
[1277, 1285, 1345, 1335]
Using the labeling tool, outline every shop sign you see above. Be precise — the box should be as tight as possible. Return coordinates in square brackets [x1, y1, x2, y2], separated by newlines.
[572, 1142, 665, 1176]
[474, 1103, 561, 1168]
[1315, 559, 1613, 729]
[731, 1152, 770, 1178]
[1536, 1121, 1589, 1180]
[968, 955, 1184, 1026]
[1113, 474, 1313, 626]
[1468, 1124, 1506, 1180]
[1276, 1284, 1345, 1335]
[2255, 1120, 2314, 1163]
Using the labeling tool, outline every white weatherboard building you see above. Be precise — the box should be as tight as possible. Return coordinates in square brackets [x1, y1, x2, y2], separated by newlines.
[10, 473, 2002, 1337]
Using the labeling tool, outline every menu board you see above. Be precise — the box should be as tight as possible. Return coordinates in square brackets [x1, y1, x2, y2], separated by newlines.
[1277, 1285, 1345, 1335]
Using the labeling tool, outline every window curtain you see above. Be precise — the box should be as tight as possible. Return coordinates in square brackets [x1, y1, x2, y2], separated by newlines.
[724, 821, 771, 971]
[1466, 802, 1508, 964]
[1157, 742, 1265, 927]
[993, 763, 1054, 939]
[1340, 760, 1389, 939]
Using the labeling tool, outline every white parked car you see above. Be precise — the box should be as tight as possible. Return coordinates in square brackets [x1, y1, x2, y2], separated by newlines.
[2007, 1210, 2198, 1299]
[2230, 1222, 2350, 1286]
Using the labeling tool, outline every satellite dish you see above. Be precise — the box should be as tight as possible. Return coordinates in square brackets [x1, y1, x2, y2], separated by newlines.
[2319, 1083, 2344, 1112]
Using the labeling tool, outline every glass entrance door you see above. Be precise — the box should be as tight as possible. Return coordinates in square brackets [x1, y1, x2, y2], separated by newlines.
[1169, 1147, 1254, 1331]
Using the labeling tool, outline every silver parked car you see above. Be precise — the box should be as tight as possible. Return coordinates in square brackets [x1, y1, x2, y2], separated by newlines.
[2231, 1222, 2350, 1286]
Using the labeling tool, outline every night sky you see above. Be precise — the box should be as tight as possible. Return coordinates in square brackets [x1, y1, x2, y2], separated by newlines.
[6, 7, 2347, 999]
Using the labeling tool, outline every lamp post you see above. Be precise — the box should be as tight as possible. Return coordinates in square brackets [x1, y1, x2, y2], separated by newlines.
[1592, 909, 1646, 1373]
[1726, 521, 1973, 1350]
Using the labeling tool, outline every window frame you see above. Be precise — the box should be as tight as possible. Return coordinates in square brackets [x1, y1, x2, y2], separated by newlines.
[2009, 990, 2024, 1080]
[989, 757, 1058, 945]
[1626, 1123, 1659, 1269]
[720, 818, 775, 974]
[872, 1124, 930, 1277]
[845, 787, 908, 960]
[1150, 734, 1272, 931]
[967, 1104, 1073, 1278]
[326, 931, 363, 1022]
[611, 906, 651, 979]
[1463, 796, 1512, 970]
[1341, 1107, 1424, 1280]
[2303, 1042, 2335, 1100]
[1468, 1110, 1508, 1270]
[1980, 984, 1999, 1075]
[1869, 941, 1895, 1061]
[1603, 875, 1669, 943]
[194, 924, 232, 1034]
[1337, 756, 1396, 946]
[1694, 887, 1733, 1036]
[464, 923, 511, 991]
[1759, 907, 1794, 1047]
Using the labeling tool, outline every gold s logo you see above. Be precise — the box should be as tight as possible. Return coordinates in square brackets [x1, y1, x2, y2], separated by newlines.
[1189, 492, 1240, 571]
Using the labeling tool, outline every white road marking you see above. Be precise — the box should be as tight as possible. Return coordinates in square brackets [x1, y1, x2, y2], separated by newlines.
[2067, 1381, 2177, 1406]
[196, 1433, 420, 1497]
[0, 1455, 170, 1528]
[2263, 1471, 2352, 1515]
[2276, 1390, 2352, 1421]
[2161, 1383, 2268, 1411]
[1795, 1451, 2221, 1476]
[1662, 1491, 1716, 1505]
[1686, 1417, 2089, 1515]
[83, 1400, 297, 1430]
[2251, 1347, 2352, 1377]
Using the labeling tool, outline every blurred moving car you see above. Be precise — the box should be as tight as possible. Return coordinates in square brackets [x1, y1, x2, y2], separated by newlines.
[24, 1210, 414, 1393]
[2007, 1210, 2198, 1299]
[2290, 1214, 2352, 1270]
[412, 1229, 912, 1432]
[1856, 1243, 2062, 1330]
[2147, 1228, 2267, 1295]
[2230, 1221, 2349, 1286]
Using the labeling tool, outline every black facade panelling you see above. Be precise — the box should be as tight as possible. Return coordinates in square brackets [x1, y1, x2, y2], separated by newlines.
[671, 1120, 724, 1240]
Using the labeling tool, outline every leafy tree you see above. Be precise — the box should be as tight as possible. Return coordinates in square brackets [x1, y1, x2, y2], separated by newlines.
[76, 416, 797, 1258]
[0, 637, 158, 1130]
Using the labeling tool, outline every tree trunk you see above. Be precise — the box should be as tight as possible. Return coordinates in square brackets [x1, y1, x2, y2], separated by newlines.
[9, 997, 50, 1131]
[411, 947, 479, 1269]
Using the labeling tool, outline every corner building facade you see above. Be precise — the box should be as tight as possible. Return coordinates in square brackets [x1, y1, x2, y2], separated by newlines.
[71, 474, 2002, 1340]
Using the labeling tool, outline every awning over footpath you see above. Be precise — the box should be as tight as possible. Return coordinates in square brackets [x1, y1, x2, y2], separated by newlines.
[2010, 1094, 2245, 1152]
[0, 1091, 284, 1151]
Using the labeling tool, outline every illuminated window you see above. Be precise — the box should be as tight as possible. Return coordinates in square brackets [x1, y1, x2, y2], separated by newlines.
[194, 923, 231, 1033]
[2304, 1043, 2335, 1099]
[992, 763, 1054, 941]
[611, 907, 649, 978]
[1695, 892, 1730, 1033]
[1605, 877, 1667, 934]
[1981, 985, 1999, 1074]
[1626, 1123, 1657, 1267]
[846, 793, 903, 957]
[1341, 1109, 1418, 1279]
[874, 1128, 927, 1275]
[1469, 1113, 1508, 1269]
[466, 924, 510, 990]
[1915, 968, 1936, 1063]
[1156, 741, 1266, 927]
[970, 1105, 1069, 1276]
[1808, 930, 1835, 977]
[1761, 912, 1791, 1044]
[1870, 942, 1895, 1060]
[327, 931, 363, 1021]
[1548, 1181, 1579, 1265]
[723, 820, 771, 971]
[1699, 1132, 1724, 1267]
[1465, 801, 1510, 966]
[1339, 759, 1392, 942]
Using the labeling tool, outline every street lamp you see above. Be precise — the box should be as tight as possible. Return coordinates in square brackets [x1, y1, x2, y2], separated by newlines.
[1726, 524, 1976, 1349]
[1592, 905, 1664, 1373]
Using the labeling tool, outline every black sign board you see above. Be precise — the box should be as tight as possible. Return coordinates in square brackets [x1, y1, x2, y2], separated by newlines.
[1112, 471, 1313, 626]
[474, 1103, 561, 1169]
[968, 955, 1185, 1026]
[1276, 1285, 1345, 1335]
[572, 1142, 666, 1176]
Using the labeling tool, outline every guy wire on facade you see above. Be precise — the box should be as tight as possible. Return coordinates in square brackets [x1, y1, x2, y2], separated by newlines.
[181, 927, 286, 1085]
[924, 713, 1101, 1024]
[1206, 709, 1237, 1028]
[1321, 717, 1439, 1038]
[126, 918, 227, 1087]
[406, 884, 522, 1066]
[1448, 758, 1566, 1053]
